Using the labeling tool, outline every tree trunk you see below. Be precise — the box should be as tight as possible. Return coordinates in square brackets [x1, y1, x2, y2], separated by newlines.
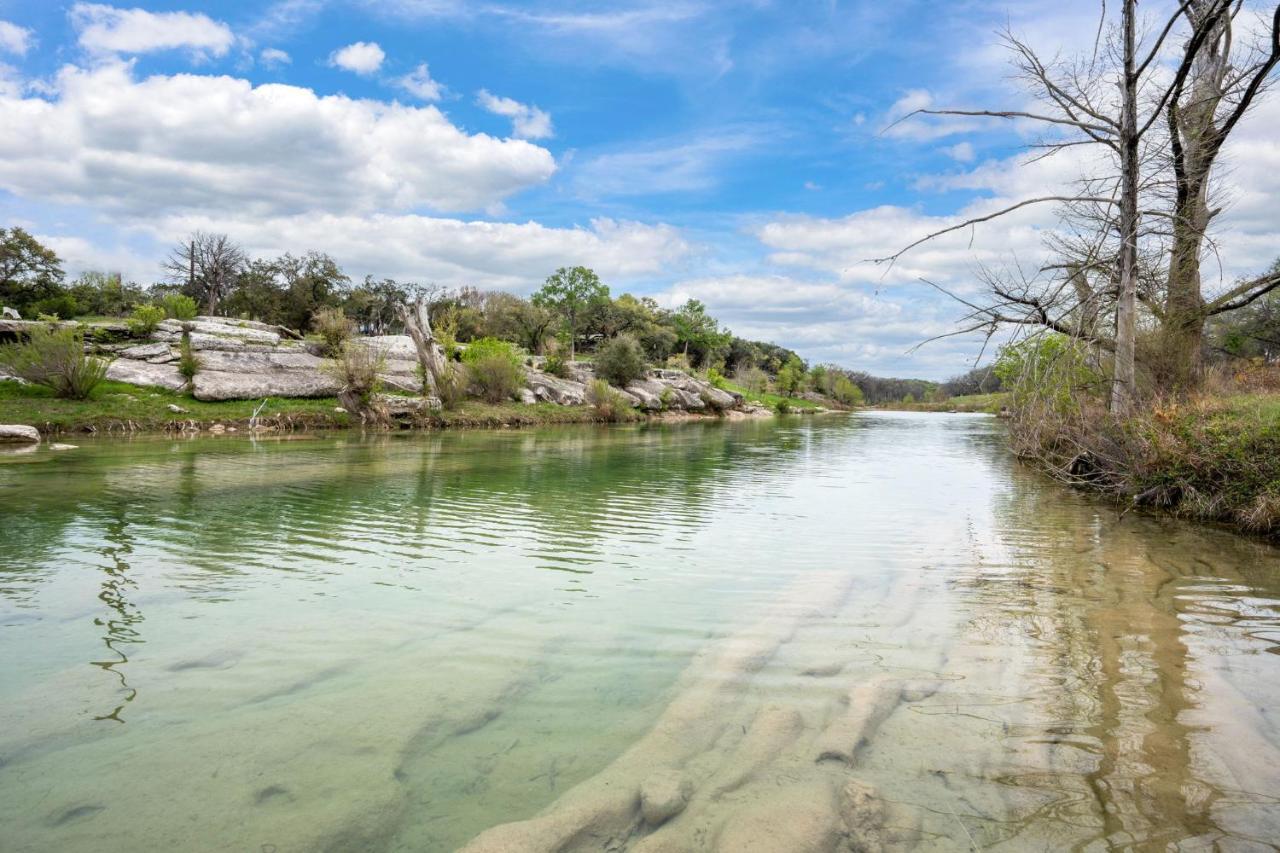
[398, 298, 446, 396]
[1111, 0, 1140, 416]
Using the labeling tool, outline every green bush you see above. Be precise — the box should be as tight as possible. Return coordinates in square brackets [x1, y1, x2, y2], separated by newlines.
[325, 341, 385, 413]
[774, 397, 793, 414]
[995, 334, 1101, 413]
[31, 294, 80, 320]
[588, 377, 629, 421]
[161, 293, 199, 321]
[705, 366, 728, 390]
[462, 337, 525, 403]
[734, 366, 769, 394]
[542, 339, 571, 378]
[0, 325, 106, 399]
[312, 307, 354, 357]
[594, 334, 647, 387]
[127, 303, 166, 336]
[178, 333, 201, 381]
[433, 362, 468, 409]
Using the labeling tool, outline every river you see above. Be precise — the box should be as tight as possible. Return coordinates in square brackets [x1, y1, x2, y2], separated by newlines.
[1, 412, 1277, 851]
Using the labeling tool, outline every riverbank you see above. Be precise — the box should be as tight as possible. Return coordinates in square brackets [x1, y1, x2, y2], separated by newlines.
[1008, 389, 1280, 540]
[0, 378, 807, 436]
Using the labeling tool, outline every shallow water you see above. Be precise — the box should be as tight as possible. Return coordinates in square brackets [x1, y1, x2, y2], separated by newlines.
[0, 413, 1277, 851]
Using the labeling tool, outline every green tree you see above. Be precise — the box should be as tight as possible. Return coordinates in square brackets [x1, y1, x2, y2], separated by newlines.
[776, 356, 805, 397]
[0, 227, 64, 317]
[672, 299, 731, 367]
[532, 266, 609, 359]
[483, 292, 557, 353]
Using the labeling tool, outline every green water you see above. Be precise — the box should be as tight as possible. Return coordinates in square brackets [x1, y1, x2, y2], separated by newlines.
[1, 413, 1277, 851]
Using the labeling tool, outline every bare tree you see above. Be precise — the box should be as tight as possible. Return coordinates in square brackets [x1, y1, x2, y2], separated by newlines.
[396, 287, 450, 397]
[164, 232, 247, 316]
[878, 0, 1280, 411]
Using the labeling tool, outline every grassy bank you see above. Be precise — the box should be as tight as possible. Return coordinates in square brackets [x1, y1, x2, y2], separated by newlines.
[0, 379, 672, 435]
[1008, 388, 1280, 539]
[877, 392, 1009, 414]
[720, 381, 825, 412]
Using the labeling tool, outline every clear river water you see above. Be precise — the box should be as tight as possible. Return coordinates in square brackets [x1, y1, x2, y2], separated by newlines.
[1, 412, 1278, 852]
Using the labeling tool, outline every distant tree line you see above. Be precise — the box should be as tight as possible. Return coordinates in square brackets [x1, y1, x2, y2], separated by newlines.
[3, 226, 1037, 404]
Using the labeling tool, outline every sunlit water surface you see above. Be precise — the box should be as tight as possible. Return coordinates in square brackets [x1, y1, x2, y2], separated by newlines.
[1, 413, 1278, 851]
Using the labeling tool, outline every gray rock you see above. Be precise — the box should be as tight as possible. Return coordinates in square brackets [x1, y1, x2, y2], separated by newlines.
[105, 359, 188, 392]
[358, 336, 418, 361]
[625, 378, 670, 411]
[1, 306, 19, 320]
[0, 424, 40, 443]
[518, 388, 537, 404]
[156, 319, 280, 346]
[525, 370, 588, 405]
[119, 342, 172, 360]
[639, 770, 691, 825]
[167, 403, 187, 413]
[193, 370, 340, 401]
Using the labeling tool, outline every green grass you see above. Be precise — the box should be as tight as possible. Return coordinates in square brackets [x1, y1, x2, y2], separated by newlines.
[0, 379, 351, 433]
[878, 392, 1009, 414]
[0, 379, 655, 434]
[720, 381, 823, 412]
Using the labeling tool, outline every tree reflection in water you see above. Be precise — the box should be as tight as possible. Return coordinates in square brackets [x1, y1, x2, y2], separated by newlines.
[90, 513, 144, 723]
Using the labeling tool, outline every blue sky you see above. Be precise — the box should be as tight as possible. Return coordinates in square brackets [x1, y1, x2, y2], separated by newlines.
[2, 1, 1278, 377]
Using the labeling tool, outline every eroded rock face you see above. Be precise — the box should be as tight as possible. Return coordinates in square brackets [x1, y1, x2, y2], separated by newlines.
[104, 359, 188, 392]
[0, 424, 40, 443]
[526, 370, 588, 405]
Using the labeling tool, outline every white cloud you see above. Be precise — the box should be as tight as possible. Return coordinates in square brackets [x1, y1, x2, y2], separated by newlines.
[396, 63, 444, 101]
[0, 62, 557, 217]
[0, 20, 33, 56]
[329, 41, 385, 75]
[120, 213, 690, 291]
[70, 3, 234, 58]
[944, 141, 975, 162]
[476, 89, 553, 139]
[571, 131, 761, 197]
[259, 48, 291, 68]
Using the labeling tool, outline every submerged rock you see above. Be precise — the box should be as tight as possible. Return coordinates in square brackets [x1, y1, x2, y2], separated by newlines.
[0, 424, 40, 443]
[640, 771, 691, 825]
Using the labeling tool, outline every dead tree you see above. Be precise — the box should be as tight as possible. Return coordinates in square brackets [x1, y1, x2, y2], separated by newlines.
[396, 290, 449, 397]
[877, 0, 1280, 411]
[163, 232, 247, 316]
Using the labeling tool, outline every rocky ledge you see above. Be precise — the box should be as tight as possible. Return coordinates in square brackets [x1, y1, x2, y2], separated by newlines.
[95, 316, 763, 415]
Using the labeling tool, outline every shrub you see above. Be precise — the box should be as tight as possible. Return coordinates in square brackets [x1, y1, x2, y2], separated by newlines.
[666, 353, 692, 373]
[326, 341, 385, 417]
[32, 294, 80, 320]
[433, 362, 468, 409]
[588, 377, 629, 421]
[774, 397, 793, 414]
[659, 386, 676, 411]
[542, 339, 571, 378]
[705, 366, 729, 390]
[594, 334, 647, 387]
[0, 324, 106, 399]
[312, 307, 354, 357]
[734, 366, 769, 394]
[127, 303, 166, 336]
[462, 337, 525, 403]
[178, 333, 201, 381]
[161, 293, 199, 321]
[994, 334, 1102, 413]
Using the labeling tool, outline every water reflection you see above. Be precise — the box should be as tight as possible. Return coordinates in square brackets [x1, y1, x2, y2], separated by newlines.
[90, 512, 143, 723]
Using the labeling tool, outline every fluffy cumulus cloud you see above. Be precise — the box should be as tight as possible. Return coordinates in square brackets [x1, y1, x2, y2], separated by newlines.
[70, 3, 234, 58]
[396, 63, 444, 101]
[119, 213, 690, 291]
[476, 90, 553, 139]
[0, 20, 33, 56]
[329, 41, 385, 75]
[0, 62, 557, 217]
